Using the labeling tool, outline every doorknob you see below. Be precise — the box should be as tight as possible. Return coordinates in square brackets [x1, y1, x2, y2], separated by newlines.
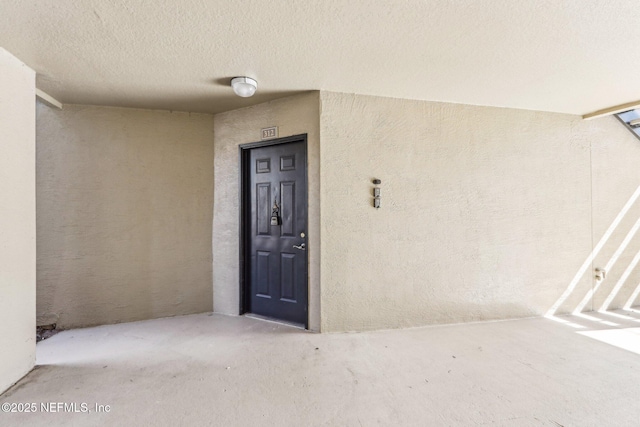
[293, 243, 306, 251]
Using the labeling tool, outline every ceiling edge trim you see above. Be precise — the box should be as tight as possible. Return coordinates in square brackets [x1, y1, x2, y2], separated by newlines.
[583, 100, 640, 120]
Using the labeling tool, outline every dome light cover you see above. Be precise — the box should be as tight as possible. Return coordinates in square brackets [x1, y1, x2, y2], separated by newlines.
[231, 76, 258, 97]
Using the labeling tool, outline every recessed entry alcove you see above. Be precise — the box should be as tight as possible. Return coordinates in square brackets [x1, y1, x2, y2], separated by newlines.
[4, 3, 640, 423]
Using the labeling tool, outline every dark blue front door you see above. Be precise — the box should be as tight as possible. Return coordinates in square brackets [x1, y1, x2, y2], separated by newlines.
[248, 139, 307, 325]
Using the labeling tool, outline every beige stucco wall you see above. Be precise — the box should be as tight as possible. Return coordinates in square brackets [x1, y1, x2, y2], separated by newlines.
[36, 104, 214, 328]
[588, 117, 640, 312]
[318, 92, 638, 332]
[0, 48, 36, 394]
[212, 92, 321, 331]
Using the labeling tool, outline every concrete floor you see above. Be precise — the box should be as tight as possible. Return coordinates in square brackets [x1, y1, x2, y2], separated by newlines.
[1, 312, 640, 426]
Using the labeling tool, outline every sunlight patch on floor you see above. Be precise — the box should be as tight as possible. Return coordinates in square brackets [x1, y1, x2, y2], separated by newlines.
[543, 315, 585, 329]
[572, 312, 619, 327]
[578, 327, 640, 355]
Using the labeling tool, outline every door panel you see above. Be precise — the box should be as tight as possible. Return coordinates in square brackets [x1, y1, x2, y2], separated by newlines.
[280, 182, 296, 236]
[256, 251, 271, 297]
[256, 183, 271, 235]
[246, 140, 307, 325]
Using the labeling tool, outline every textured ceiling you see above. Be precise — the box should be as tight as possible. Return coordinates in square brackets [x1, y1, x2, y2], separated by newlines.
[1, 0, 639, 115]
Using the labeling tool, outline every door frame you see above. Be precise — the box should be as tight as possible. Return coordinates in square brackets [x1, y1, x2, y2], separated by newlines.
[238, 134, 309, 328]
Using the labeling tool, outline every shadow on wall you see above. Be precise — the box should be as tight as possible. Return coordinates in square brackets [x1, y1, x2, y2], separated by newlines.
[547, 184, 640, 326]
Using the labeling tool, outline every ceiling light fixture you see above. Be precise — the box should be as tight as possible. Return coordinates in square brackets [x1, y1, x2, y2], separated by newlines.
[231, 76, 258, 97]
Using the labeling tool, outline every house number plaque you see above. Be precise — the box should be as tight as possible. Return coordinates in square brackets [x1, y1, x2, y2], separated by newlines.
[261, 126, 278, 140]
